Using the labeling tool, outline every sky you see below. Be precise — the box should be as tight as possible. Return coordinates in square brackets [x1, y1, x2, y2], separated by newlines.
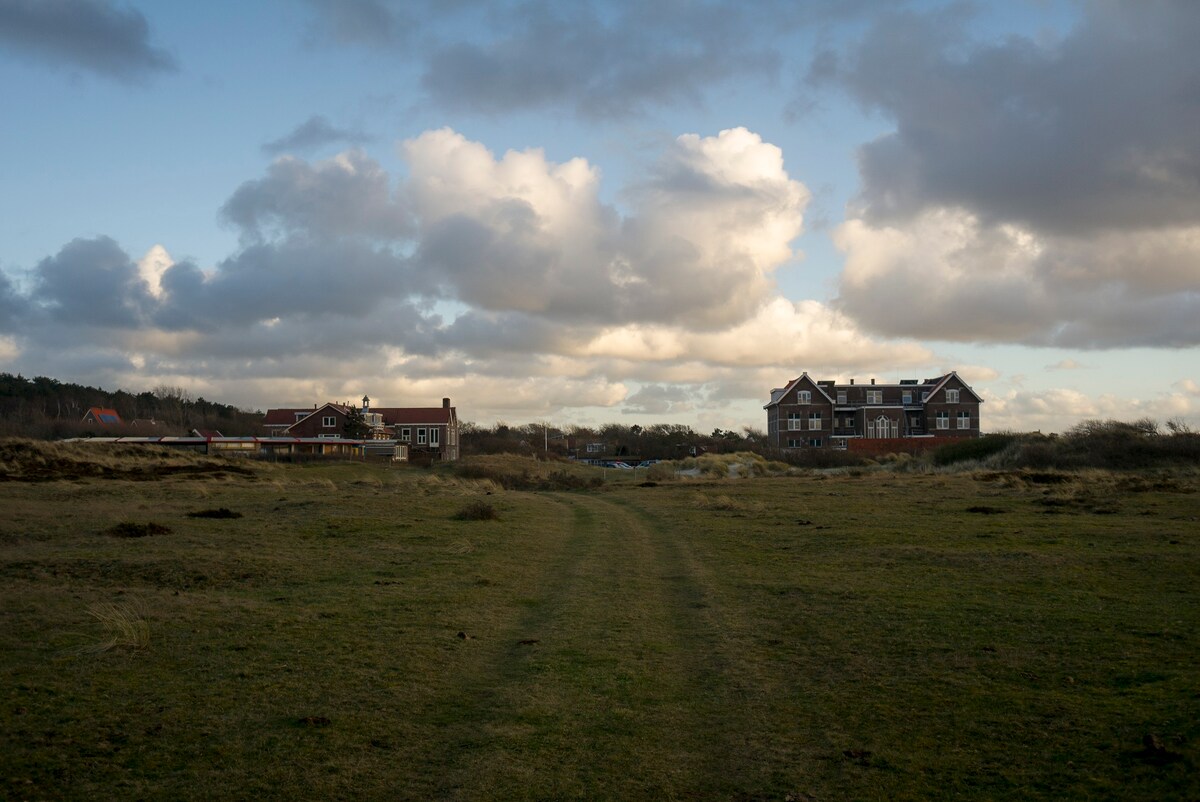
[0, 0, 1197, 433]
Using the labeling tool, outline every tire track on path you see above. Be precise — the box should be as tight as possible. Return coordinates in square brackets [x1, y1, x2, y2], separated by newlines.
[413, 492, 747, 800]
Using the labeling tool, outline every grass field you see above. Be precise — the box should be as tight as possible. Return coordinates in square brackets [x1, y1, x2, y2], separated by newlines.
[1, 446, 1197, 800]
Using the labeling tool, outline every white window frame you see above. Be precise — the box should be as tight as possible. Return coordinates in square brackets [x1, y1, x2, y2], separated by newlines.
[957, 412, 971, 429]
[921, 392, 930, 402]
[400, 427, 411, 441]
[902, 392, 912, 404]
[808, 412, 821, 431]
[798, 390, 811, 404]
[322, 416, 336, 428]
[867, 390, 882, 404]
[429, 427, 440, 447]
[787, 412, 803, 431]
[417, 428, 427, 445]
[946, 389, 960, 403]
[936, 411, 950, 430]
[837, 391, 847, 404]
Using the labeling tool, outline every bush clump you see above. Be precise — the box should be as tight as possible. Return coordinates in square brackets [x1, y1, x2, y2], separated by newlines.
[453, 501, 499, 521]
[933, 433, 1019, 466]
[105, 521, 171, 538]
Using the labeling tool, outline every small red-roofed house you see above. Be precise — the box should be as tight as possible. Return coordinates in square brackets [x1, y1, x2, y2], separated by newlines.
[82, 407, 123, 427]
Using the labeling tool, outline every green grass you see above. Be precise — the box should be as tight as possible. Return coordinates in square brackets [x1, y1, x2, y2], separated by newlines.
[1, 452, 1198, 799]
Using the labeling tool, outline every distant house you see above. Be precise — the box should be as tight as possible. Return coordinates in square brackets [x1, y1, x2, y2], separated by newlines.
[765, 372, 983, 450]
[190, 428, 223, 438]
[82, 407, 123, 427]
[262, 396, 460, 461]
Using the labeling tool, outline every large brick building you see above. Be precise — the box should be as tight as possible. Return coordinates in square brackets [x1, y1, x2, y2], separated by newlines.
[263, 396, 460, 461]
[765, 372, 982, 450]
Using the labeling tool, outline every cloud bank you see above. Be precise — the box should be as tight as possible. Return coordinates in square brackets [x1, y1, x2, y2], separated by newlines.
[820, 2, 1200, 349]
[2, 127, 929, 419]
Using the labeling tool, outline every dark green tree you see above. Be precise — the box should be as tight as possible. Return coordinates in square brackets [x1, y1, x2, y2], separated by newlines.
[343, 408, 371, 439]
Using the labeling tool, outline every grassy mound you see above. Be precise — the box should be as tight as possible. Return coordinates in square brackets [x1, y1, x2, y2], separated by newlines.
[448, 453, 604, 490]
[0, 438, 254, 482]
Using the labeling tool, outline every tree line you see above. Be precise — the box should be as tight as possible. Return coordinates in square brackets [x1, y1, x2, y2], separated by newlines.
[458, 420, 773, 461]
[0, 373, 264, 438]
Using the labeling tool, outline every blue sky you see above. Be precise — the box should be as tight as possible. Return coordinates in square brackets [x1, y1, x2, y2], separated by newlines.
[1, 0, 1197, 432]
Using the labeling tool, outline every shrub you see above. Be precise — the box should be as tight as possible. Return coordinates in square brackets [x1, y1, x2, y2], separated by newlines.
[453, 501, 499, 521]
[932, 434, 1018, 466]
[104, 521, 171, 538]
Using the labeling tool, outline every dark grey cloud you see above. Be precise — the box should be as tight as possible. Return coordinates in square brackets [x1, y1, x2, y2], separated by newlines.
[818, 2, 1200, 233]
[0, 270, 23, 331]
[0, 0, 176, 81]
[32, 236, 152, 327]
[261, 115, 373, 155]
[155, 238, 414, 329]
[421, 2, 781, 118]
[302, 0, 407, 48]
[222, 150, 410, 242]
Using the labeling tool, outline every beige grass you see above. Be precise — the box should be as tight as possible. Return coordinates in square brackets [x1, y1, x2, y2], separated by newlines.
[81, 599, 150, 653]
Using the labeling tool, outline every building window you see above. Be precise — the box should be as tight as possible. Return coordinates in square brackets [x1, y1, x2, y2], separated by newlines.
[400, 427, 411, 441]
[786, 438, 802, 448]
[837, 391, 847, 404]
[957, 412, 971, 429]
[867, 390, 882, 404]
[318, 434, 339, 439]
[902, 392, 912, 404]
[587, 442, 603, 453]
[808, 438, 822, 448]
[798, 390, 811, 404]
[946, 389, 960, 403]
[936, 411, 950, 429]
[430, 428, 440, 447]
[294, 412, 307, 422]
[417, 428, 427, 445]
[921, 392, 930, 402]
[808, 412, 822, 430]
[787, 412, 803, 430]
[322, 416, 336, 427]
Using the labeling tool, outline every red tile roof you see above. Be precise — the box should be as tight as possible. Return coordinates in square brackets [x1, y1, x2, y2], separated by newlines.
[372, 407, 454, 425]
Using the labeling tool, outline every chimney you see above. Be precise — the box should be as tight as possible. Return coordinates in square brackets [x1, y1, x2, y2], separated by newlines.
[442, 397, 450, 409]
[362, 395, 370, 414]
[850, 379, 855, 385]
[871, 378, 876, 385]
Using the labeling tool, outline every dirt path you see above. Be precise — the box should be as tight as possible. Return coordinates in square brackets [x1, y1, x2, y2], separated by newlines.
[412, 492, 754, 800]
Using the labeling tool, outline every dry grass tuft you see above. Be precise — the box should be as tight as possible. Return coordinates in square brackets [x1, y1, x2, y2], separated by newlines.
[82, 599, 150, 653]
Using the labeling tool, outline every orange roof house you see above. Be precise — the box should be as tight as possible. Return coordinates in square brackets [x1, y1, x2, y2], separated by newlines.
[82, 407, 123, 427]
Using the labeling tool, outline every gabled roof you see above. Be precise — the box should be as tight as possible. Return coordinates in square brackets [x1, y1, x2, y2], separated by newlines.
[922, 371, 984, 403]
[83, 407, 123, 426]
[262, 408, 314, 426]
[190, 428, 223, 438]
[373, 407, 454, 425]
[762, 372, 834, 408]
[286, 403, 352, 432]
